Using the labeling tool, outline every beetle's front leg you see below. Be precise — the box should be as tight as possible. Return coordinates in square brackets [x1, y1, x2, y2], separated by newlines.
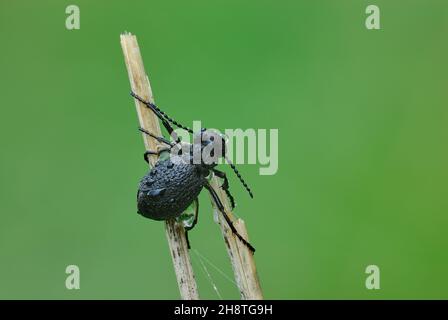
[143, 147, 171, 163]
[212, 169, 235, 210]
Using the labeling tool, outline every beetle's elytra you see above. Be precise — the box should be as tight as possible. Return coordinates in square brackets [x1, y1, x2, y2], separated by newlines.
[131, 92, 255, 253]
[137, 158, 206, 221]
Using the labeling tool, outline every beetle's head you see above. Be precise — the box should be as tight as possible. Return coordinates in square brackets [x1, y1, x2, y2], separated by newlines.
[192, 128, 227, 167]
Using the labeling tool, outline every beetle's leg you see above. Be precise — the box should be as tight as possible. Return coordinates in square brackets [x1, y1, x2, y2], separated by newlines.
[185, 198, 199, 231]
[204, 183, 255, 253]
[212, 169, 235, 210]
[143, 147, 171, 163]
[183, 198, 199, 250]
[185, 231, 192, 250]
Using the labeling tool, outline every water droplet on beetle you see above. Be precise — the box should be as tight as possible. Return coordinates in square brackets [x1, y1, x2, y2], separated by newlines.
[147, 188, 166, 197]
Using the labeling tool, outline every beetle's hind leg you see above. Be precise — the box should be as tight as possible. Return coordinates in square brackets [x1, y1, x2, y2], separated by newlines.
[185, 232, 192, 250]
[204, 182, 255, 253]
[212, 169, 235, 210]
[183, 198, 199, 250]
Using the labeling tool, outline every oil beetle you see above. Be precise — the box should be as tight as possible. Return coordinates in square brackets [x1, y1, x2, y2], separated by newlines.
[131, 92, 255, 253]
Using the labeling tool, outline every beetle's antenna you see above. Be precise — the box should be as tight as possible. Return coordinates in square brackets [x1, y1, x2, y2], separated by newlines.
[131, 92, 194, 134]
[224, 156, 254, 198]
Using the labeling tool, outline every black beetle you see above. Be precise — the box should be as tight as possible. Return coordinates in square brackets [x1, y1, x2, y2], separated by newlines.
[131, 92, 255, 252]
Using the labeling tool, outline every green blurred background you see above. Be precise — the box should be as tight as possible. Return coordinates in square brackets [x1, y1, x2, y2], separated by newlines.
[0, 0, 447, 299]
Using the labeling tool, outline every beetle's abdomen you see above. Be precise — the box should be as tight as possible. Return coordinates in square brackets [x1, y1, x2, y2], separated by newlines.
[137, 159, 204, 220]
